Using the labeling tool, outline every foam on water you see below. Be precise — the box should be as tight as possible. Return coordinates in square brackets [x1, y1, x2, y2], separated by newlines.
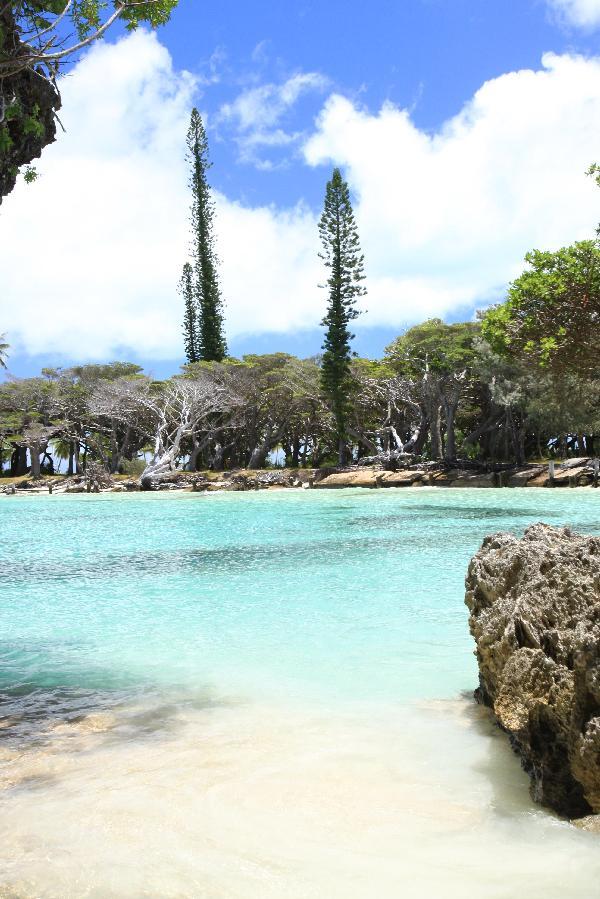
[1, 488, 600, 896]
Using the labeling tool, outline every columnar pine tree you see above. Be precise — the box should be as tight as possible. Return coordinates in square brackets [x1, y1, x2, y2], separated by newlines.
[183, 108, 227, 362]
[180, 263, 199, 363]
[318, 167, 367, 465]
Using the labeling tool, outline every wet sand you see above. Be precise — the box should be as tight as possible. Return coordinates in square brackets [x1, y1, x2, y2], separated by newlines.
[1, 693, 599, 899]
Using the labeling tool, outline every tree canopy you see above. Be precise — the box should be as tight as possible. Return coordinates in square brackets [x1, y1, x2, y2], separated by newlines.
[385, 319, 481, 460]
[481, 240, 600, 376]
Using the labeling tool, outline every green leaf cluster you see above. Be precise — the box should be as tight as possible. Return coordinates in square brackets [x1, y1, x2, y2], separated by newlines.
[385, 319, 481, 378]
[481, 240, 600, 376]
[12, 1, 179, 42]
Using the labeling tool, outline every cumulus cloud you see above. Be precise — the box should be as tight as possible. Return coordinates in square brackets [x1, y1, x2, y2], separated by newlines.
[0, 33, 322, 360]
[218, 72, 329, 164]
[304, 52, 600, 326]
[1, 34, 600, 364]
[547, 0, 600, 28]
[221, 73, 327, 131]
[0, 31, 194, 359]
[216, 200, 321, 334]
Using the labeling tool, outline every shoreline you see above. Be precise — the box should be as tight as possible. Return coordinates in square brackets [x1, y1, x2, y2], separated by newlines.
[2, 485, 599, 500]
[2, 687, 598, 898]
[2, 459, 599, 496]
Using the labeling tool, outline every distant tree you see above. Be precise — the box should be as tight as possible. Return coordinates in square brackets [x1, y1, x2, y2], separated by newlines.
[67, 361, 144, 383]
[184, 108, 227, 362]
[482, 241, 600, 378]
[180, 262, 199, 363]
[236, 354, 323, 469]
[137, 376, 235, 487]
[0, 2, 179, 202]
[348, 358, 426, 458]
[386, 319, 480, 460]
[318, 167, 366, 465]
[473, 337, 600, 463]
[88, 375, 151, 473]
[0, 375, 58, 476]
[47, 361, 145, 474]
[0, 333, 8, 368]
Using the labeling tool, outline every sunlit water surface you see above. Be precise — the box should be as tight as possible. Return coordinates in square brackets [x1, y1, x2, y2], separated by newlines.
[1, 488, 600, 897]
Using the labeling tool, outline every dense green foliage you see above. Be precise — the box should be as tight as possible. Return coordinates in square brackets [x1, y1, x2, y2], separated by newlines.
[182, 109, 227, 363]
[386, 320, 480, 380]
[180, 262, 198, 364]
[319, 167, 366, 464]
[386, 320, 481, 461]
[2, 312, 597, 480]
[482, 241, 600, 375]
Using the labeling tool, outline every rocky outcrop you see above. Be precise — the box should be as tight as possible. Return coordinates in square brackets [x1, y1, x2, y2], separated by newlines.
[0, 7, 62, 203]
[380, 470, 424, 486]
[428, 469, 498, 487]
[313, 470, 382, 488]
[2, 459, 599, 495]
[465, 524, 600, 819]
[310, 460, 599, 489]
[506, 466, 545, 487]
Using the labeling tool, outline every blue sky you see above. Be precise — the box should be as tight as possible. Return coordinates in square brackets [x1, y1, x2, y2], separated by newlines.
[2, 0, 600, 378]
[128, 0, 600, 207]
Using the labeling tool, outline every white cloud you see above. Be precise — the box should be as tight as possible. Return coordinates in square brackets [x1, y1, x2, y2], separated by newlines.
[0, 31, 196, 360]
[304, 52, 600, 327]
[221, 72, 328, 131]
[1, 35, 600, 364]
[216, 200, 321, 334]
[0, 33, 323, 360]
[547, 0, 600, 28]
[218, 72, 329, 163]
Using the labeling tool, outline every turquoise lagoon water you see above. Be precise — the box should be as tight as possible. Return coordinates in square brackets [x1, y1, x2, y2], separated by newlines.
[1, 488, 600, 898]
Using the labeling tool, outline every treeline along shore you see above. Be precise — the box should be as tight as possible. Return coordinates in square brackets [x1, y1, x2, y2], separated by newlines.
[1, 303, 599, 495]
[2, 458, 599, 496]
[1, 145, 599, 488]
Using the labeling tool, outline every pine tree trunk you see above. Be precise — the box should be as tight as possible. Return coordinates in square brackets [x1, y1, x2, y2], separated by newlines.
[248, 441, 271, 470]
[291, 437, 300, 468]
[429, 405, 443, 459]
[443, 403, 457, 461]
[67, 442, 75, 476]
[30, 444, 41, 479]
[187, 440, 202, 472]
[11, 445, 28, 476]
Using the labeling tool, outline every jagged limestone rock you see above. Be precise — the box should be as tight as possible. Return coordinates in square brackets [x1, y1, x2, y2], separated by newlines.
[465, 524, 600, 818]
[0, 8, 61, 202]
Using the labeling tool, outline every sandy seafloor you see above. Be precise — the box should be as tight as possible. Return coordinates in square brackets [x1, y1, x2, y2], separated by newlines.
[1, 487, 599, 897]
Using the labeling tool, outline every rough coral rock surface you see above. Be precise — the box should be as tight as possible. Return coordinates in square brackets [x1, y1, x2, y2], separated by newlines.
[0, 8, 61, 203]
[465, 523, 600, 819]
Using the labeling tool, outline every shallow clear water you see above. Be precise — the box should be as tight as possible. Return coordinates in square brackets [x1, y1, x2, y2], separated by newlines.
[1, 488, 600, 897]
